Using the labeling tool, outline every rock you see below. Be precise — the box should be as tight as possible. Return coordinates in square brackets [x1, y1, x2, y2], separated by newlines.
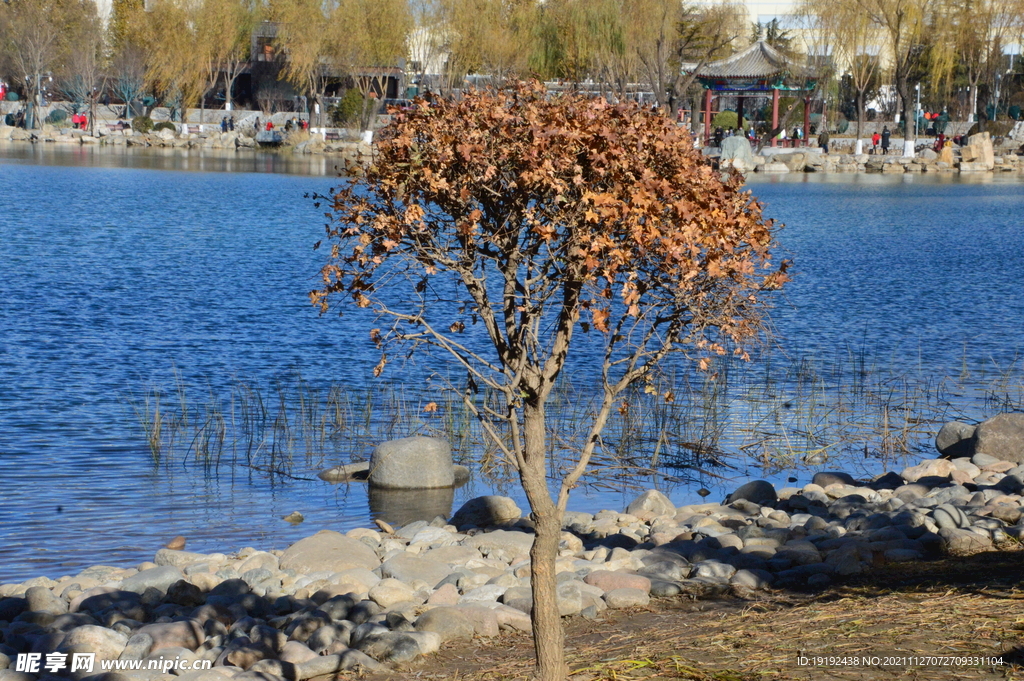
[939, 527, 993, 554]
[931, 504, 971, 531]
[901, 459, 956, 483]
[414, 607, 474, 642]
[165, 536, 187, 550]
[367, 579, 416, 608]
[278, 530, 380, 573]
[720, 136, 755, 165]
[25, 586, 67, 615]
[379, 553, 452, 588]
[119, 633, 155, 660]
[296, 651, 383, 678]
[450, 496, 522, 528]
[135, 620, 205, 651]
[120, 566, 184, 595]
[936, 421, 977, 458]
[317, 461, 369, 483]
[726, 480, 777, 505]
[692, 561, 737, 583]
[154, 549, 214, 569]
[353, 631, 441, 663]
[166, 580, 205, 607]
[278, 641, 318, 665]
[603, 588, 650, 609]
[730, 569, 773, 589]
[427, 583, 461, 606]
[972, 453, 1003, 467]
[369, 436, 454, 489]
[60, 625, 128, 660]
[466, 529, 534, 557]
[973, 413, 1024, 464]
[811, 472, 856, 487]
[583, 571, 651, 593]
[625, 490, 675, 517]
[282, 512, 304, 524]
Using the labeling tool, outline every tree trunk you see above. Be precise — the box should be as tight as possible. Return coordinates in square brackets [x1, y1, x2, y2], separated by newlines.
[520, 402, 566, 681]
[896, 72, 912, 148]
[855, 90, 864, 142]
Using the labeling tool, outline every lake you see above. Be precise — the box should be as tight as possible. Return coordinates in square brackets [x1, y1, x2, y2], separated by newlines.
[2, 144, 1023, 583]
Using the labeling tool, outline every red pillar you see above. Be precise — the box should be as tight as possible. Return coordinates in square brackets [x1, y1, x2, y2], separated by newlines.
[803, 96, 811, 147]
[771, 88, 779, 147]
[703, 89, 712, 145]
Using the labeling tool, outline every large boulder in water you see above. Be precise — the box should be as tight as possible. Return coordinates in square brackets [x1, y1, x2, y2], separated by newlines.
[720, 136, 754, 165]
[935, 421, 976, 459]
[369, 436, 454, 489]
[973, 413, 1024, 464]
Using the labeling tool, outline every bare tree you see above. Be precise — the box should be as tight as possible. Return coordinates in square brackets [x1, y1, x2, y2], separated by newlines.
[58, 5, 106, 134]
[630, 0, 743, 114]
[0, 0, 83, 128]
[312, 83, 788, 681]
[111, 43, 146, 119]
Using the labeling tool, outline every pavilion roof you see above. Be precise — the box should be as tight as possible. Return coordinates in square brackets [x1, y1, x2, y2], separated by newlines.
[686, 41, 791, 79]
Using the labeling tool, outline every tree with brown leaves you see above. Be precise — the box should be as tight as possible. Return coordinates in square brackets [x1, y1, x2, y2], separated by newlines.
[312, 82, 788, 681]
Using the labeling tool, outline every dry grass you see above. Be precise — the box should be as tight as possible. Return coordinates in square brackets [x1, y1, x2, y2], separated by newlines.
[359, 549, 1024, 681]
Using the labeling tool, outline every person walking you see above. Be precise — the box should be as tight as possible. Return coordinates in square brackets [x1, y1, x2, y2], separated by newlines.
[818, 127, 830, 154]
[220, 116, 228, 133]
[881, 126, 891, 154]
[871, 130, 881, 154]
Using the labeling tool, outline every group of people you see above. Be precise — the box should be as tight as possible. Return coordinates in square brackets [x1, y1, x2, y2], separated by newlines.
[219, 116, 236, 133]
[70, 112, 88, 130]
[870, 126, 893, 154]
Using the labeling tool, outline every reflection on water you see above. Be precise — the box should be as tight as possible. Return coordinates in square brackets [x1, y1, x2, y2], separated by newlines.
[368, 486, 455, 527]
[0, 142, 347, 176]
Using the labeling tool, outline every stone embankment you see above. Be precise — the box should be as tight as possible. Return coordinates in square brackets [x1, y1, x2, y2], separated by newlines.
[721, 131, 1023, 176]
[1, 413, 1024, 680]
[0, 124, 367, 158]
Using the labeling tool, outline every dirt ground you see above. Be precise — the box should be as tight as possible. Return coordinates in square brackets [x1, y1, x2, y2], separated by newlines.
[359, 548, 1024, 680]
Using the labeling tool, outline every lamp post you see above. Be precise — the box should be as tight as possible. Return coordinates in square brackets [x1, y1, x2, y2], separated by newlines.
[905, 82, 920, 157]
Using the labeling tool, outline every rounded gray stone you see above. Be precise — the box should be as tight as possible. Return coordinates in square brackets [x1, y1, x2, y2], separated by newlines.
[973, 413, 1024, 464]
[726, 480, 777, 505]
[936, 421, 977, 458]
[414, 607, 474, 642]
[120, 566, 184, 595]
[369, 436, 454, 489]
[450, 495, 522, 528]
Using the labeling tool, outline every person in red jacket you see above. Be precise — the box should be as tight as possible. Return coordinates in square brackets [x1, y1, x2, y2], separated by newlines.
[871, 131, 881, 154]
[265, 120, 274, 131]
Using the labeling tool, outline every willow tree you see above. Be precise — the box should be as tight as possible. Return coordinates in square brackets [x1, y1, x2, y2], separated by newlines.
[272, 0, 334, 125]
[442, 0, 539, 90]
[141, 0, 206, 122]
[855, 0, 935, 147]
[311, 83, 788, 681]
[928, 0, 1021, 122]
[197, 0, 261, 111]
[802, 0, 883, 140]
[333, 0, 411, 131]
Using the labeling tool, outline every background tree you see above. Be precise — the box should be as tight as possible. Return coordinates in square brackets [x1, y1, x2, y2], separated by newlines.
[0, 0, 84, 128]
[443, 0, 538, 91]
[802, 0, 883, 140]
[111, 43, 147, 119]
[311, 82, 788, 681]
[855, 0, 935, 146]
[197, 0, 261, 112]
[629, 0, 742, 114]
[140, 0, 207, 123]
[58, 3, 106, 134]
[272, 0, 333, 126]
[333, 0, 411, 131]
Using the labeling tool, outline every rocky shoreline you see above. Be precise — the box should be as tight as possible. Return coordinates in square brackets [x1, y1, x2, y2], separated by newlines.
[4, 123, 1024, 178]
[0, 124, 368, 159]
[1, 413, 1023, 680]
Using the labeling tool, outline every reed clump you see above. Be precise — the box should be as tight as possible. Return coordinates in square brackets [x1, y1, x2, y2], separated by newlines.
[125, 347, 1024, 490]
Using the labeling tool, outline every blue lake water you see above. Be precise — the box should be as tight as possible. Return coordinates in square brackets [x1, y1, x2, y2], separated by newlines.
[1, 145, 1023, 583]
